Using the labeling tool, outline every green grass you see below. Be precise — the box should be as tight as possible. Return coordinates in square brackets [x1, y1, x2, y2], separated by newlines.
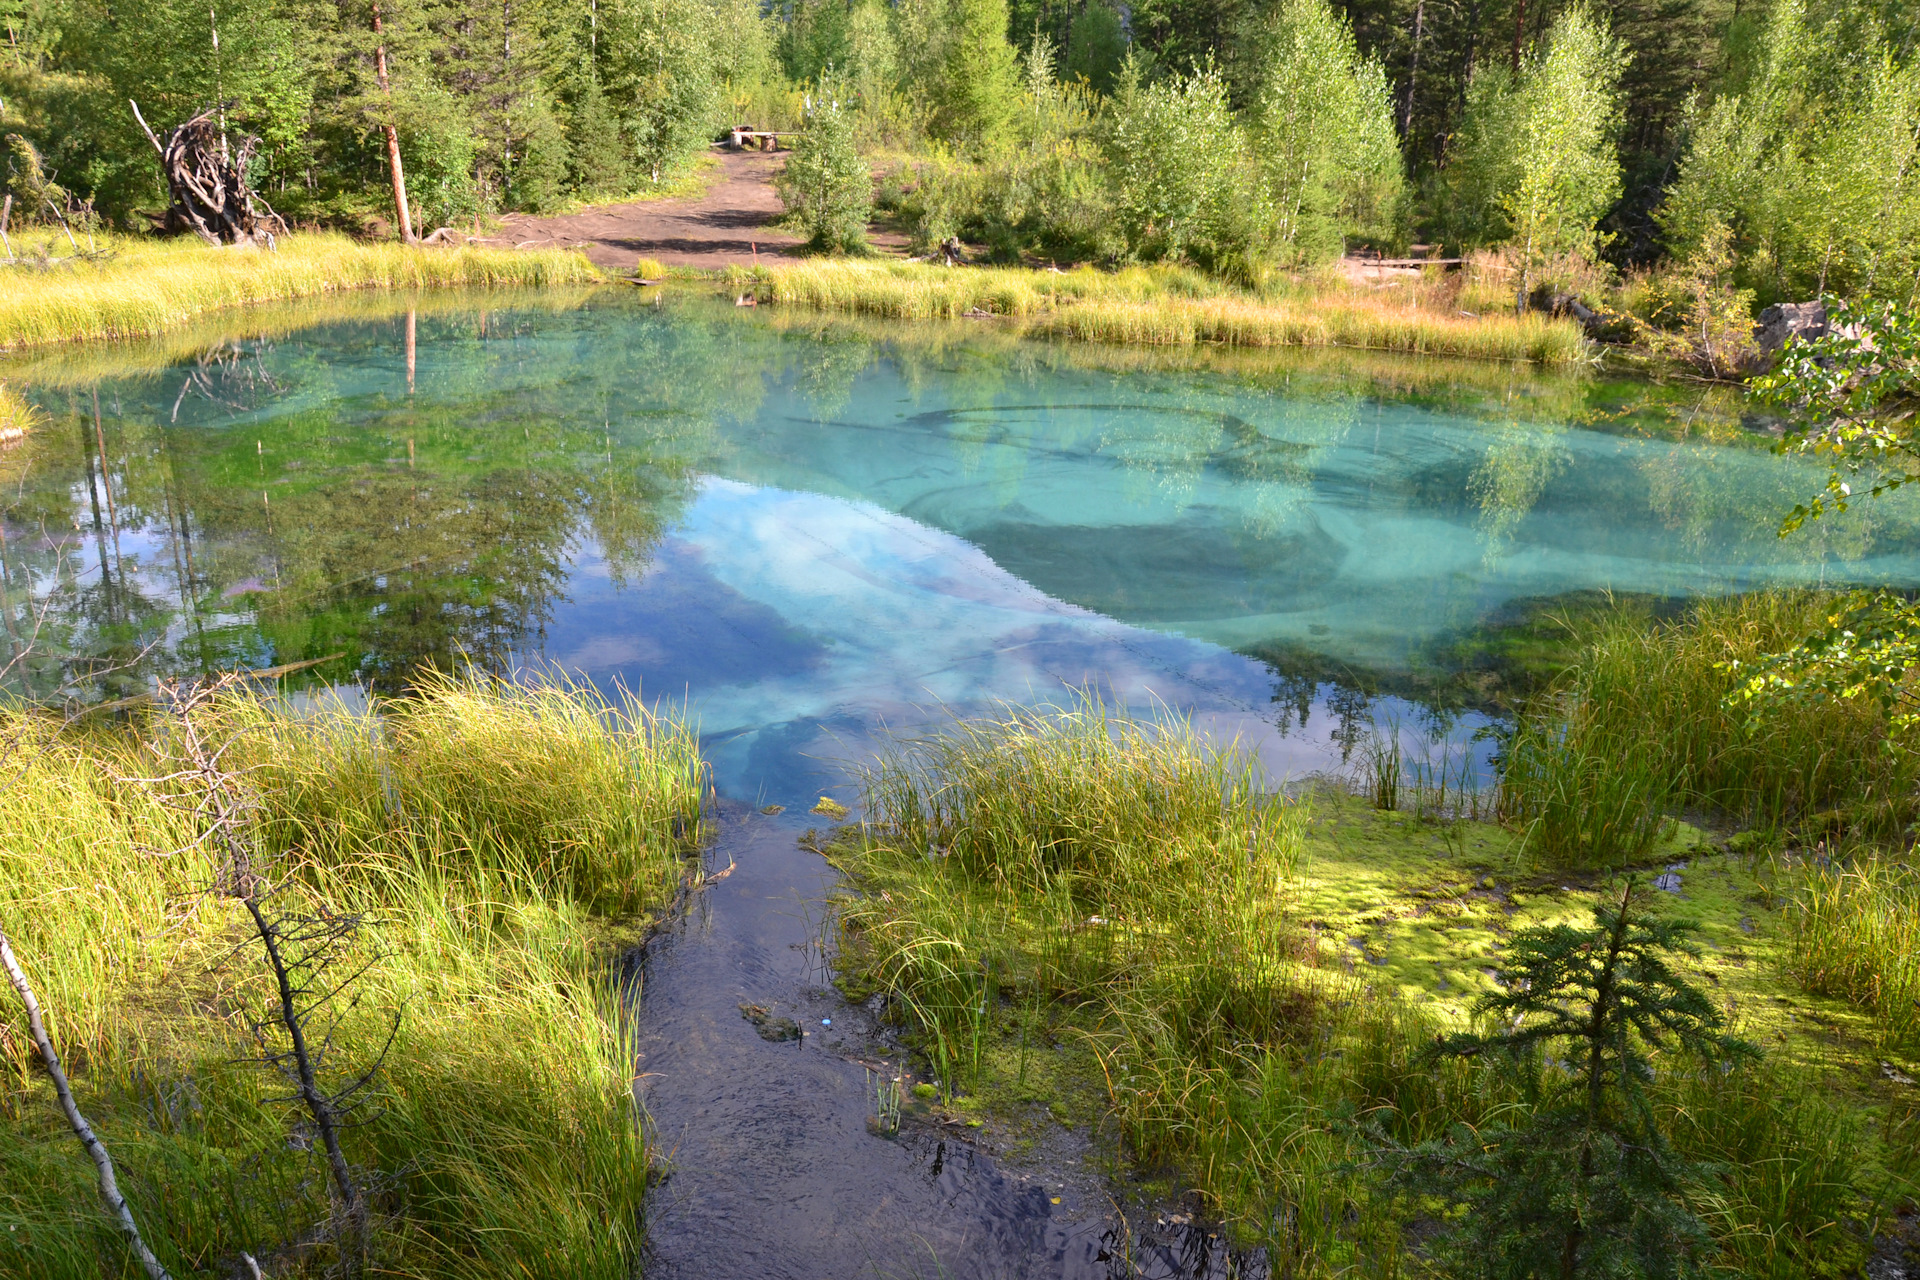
[1787, 855, 1920, 1055]
[0, 232, 600, 349]
[734, 260, 1591, 364]
[830, 694, 1914, 1276]
[1494, 590, 1918, 866]
[0, 671, 702, 1278]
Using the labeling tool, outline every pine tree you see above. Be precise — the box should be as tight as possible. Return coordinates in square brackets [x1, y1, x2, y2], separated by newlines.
[1372, 880, 1756, 1280]
[938, 0, 1022, 146]
[1065, 0, 1125, 95]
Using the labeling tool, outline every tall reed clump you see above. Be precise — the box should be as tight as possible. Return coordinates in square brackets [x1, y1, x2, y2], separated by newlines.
[837, 701, 1890, 1274]
[850, 699, 1304, 1078]
[0, 233, 599, 349]
[841, 701, 1431, 1262]
[1495, 590, 1917, 865]
[0, 672, 701, 1279]
[742, 260, 1588, 364]
[1786, 856, 1920, 1055]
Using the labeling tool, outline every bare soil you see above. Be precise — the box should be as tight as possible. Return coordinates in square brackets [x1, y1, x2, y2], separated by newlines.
[473, 148, 905, 274]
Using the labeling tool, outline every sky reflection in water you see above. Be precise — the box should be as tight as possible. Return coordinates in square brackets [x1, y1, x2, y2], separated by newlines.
[10, 292, 1919, 798]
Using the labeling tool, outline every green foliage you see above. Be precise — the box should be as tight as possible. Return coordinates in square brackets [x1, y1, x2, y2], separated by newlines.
[1372, 883, 1756, 1280]
[3, 130, 66, 228]
[1064, 0, 1125, 95]
[602, 0, 723, 187]
[1630, 217, 1759, 376]
[1663, 0, 1920, 305]
[1246, 0, 1404, 264]
[1443, 6, 1627, 310]
[1752, 295, 1920, 531]
[1103, 55, 1259, 271]
[776, 75, 872, 251]
[937, 0, 1023, 146]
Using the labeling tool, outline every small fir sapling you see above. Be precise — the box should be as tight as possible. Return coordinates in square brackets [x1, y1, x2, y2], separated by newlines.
[1366, 879, 1756, 1280]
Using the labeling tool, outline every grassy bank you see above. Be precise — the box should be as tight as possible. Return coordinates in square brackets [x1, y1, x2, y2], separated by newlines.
[1493, 591, 1919, 861]
[1, 673, 702, 1278]
[733, 260, 1590, 364]
[0, 233, 599, 349]
[829, 685, 1917, 1275]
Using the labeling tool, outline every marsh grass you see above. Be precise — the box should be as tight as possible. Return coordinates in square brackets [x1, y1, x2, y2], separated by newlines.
[1663, 1057, 1878, 1279]
[1495, 591, 1918, 866]
[834, 699, 1893, 1274]
[0, 233, 599, 349]
[736, 260, 1589, 363]
[0, 672, 700, 1277]
[4, 285, 603, 389]
[1786, 855, 1920, 1054]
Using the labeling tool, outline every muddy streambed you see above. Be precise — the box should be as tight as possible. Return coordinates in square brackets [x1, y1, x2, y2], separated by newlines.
[635, 801, 1261, 1280]
[11, 290, 1920, 1277]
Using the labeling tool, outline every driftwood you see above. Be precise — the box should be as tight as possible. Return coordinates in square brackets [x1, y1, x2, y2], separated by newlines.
[130, 101, 286, 247]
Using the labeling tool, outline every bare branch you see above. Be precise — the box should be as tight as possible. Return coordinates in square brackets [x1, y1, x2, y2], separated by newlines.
[0, 924, 174, 1280]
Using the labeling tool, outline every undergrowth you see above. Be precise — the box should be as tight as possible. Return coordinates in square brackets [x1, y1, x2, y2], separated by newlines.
[0, 670, 702, 1278]
[1495, 591, 1918, 867]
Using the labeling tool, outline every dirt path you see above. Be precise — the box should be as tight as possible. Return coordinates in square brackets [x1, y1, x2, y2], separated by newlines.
[479, 149, 904, 273]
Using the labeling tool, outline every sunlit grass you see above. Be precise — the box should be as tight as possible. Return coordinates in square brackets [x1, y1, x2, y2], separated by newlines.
[0, 672, 700, 1277]
[0, 232, 600, 349]
[1495, 590, 1917, 866]
[832, 695, 1900, 1274]
[738, 260, 1589, 363]
[1788, 855, 1920, 1055]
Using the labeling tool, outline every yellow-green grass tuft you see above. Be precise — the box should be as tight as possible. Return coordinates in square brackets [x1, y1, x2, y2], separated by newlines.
[0, 672, 701, 1278]
[743, 260, 1589, 364]
[0, 232, 600, 349]
[833, 698, 1905, 1272]
[1788, 855, 1920, 1054]
[1496, 590, 1919, 867]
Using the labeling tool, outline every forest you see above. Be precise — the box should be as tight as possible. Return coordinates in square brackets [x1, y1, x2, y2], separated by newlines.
[0, 0, 1914, 323]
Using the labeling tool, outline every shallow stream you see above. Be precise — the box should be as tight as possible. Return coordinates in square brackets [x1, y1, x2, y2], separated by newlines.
[9, 290, 1919, 1276]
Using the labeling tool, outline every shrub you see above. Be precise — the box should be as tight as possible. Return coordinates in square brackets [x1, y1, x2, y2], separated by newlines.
[776, 76, 874, 252]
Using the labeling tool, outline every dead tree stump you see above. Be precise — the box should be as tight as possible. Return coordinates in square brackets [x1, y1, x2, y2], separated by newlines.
[130, 101, 287, 246]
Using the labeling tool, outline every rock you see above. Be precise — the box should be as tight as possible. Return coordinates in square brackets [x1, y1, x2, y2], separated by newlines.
[1756, 300, 1827, 354]
[738, 1002, 803, 1042]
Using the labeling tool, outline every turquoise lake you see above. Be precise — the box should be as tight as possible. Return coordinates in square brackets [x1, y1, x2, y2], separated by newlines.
[10, 291, 1914, 798]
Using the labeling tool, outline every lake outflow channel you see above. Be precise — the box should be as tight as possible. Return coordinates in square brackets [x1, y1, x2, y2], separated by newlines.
[633, 802, 1255, 1280]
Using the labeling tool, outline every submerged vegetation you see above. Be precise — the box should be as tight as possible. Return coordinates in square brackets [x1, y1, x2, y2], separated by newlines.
[0, 672, 703, 1277]
[0, 235, 597, 349]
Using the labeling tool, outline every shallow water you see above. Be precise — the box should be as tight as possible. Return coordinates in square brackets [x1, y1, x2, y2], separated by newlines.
[10, 291, 1919, 1276]
[11, 293, 1908, 793]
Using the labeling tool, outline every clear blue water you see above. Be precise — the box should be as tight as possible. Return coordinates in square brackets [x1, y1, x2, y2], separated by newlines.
[13, 292, 1917, 798]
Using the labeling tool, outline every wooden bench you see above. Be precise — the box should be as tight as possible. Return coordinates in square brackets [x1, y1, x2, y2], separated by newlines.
[728, 129, 799, 152]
